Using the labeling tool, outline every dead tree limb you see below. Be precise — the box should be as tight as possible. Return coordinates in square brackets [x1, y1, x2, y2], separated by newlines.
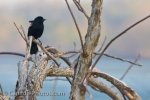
[91, 72, 141, 100]
[15, 51, 49, 100]
[47, 67, 140, 100]
[70, 0, 102, 100]
[88, 77, 122, 100]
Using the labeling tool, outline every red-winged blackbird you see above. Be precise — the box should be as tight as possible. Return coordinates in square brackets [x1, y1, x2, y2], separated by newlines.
[28, 16, 46, 54]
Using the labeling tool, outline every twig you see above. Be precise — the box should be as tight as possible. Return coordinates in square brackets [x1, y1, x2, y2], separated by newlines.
[33, 40, 60, 67]
[14, 22, 27, 43]
[103, 53, 142, 66]
[63, 51, 142, 66]
[73, 0, 89, 19]
[120, 55, 141, 80]
[92, 15, 150, 70]
[0, 52, 25, 57]
[20, 25, 28, 42]
[65, 0, 85, 55]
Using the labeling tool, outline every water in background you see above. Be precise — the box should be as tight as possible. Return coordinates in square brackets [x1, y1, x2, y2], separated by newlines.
[0, 55, 150, 100]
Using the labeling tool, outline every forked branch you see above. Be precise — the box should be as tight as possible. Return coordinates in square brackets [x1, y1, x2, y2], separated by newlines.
[73, 0, 89, 19]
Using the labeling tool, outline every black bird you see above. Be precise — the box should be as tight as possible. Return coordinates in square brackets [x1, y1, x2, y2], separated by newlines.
[28, 16, 46, 54]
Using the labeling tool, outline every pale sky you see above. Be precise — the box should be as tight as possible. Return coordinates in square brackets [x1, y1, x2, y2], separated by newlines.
[0, 0, 150, 59]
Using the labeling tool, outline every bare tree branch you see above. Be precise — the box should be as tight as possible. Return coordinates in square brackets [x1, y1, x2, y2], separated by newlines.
[91, 71, 141, 100]
[47, 67, 140, 100]
[0, 1, 145, 100]
[33, 40, 60, 66]
[73, 0, 89, 19]
[0, 52, 25, 57]
[70, 0, 102, 99]
[120, 55, 141, 80]
[45, 46, 72, 84]
[20, 25, 28, 42]
[65, 0, 85, 54]
[88, 77, 122, 100]
[0, 50, 142, 67]
[63, 51, 142, 66]
[14, 22, 28, 44]
[103, 53, 142, 66]
[92, 14, 150, 70]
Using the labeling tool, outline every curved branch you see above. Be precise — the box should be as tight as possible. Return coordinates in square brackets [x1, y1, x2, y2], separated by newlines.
[91, 72, 141, 100]
[47, 67, 140, 100]
[88, 77, 122, 100]
[0, 52, 25, 57]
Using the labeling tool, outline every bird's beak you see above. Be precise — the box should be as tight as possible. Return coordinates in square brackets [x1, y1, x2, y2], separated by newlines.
[29, 20, 34, 23]
[43, 19, 46, 21]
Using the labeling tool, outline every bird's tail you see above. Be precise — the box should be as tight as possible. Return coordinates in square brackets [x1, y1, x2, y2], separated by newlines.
[30, 42, 38, 54]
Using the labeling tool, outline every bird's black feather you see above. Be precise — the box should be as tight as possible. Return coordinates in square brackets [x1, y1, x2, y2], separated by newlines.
[28, 16, 45, 54]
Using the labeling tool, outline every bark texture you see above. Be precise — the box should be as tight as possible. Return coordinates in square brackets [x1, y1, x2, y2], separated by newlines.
[15, 51, 49, 100]
[70, 0, 102, 100]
